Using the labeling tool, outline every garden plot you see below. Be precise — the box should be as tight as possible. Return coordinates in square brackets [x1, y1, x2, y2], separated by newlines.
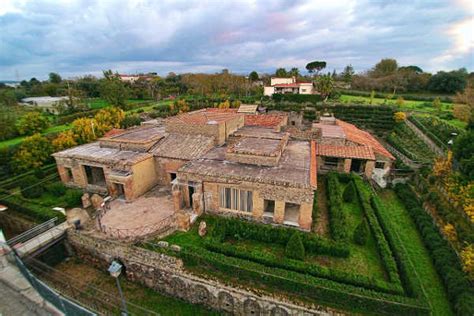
[141, 174, 434, 315]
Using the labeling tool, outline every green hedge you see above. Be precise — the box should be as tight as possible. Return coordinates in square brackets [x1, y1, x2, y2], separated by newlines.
[394, 184, 474, 315]
[339, 89, 453, 103]
[206, 215, 349, 258]
[204, 239, 403, 295]
[0, 164, 57, 190]
[179, 246, 429, 315]
[352, 175, 402, 287]
[0, 189, 65, 223]
[272, 94, 322, 103]
[326, 173, 349, 241]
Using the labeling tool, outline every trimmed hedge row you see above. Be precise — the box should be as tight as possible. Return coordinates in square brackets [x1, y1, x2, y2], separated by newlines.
[204, 239, 403, 295]
[0, 164, 57, 190]
[179, 246, 430, 315]
[326, 173, 349, 241]
[394, 184, 474, 315]
[207, 215, 349, 258]
[272, 94, 323, 103]
[0, 189, 65, 223]
[339, 89, 453, 103]
[352, 175, 402, 287]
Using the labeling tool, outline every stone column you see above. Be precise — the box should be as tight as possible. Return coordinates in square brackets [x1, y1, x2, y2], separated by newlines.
[298, 202, 312, 231]
[365, 160, 375, 178]
[192, 193, 203, 215]
[274, 200, 285, 224]
[173, 190, 182, 212]
[343, 159, 352, 173]
[252, 192, 264, 220]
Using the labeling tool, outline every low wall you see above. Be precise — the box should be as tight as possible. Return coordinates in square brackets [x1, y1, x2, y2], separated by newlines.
[67, 230, 343, 316]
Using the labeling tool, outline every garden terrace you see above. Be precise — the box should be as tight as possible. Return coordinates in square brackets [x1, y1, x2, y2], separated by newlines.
[142, 175, 437, 315]
[386, 122, 436, 163]
[408, 115, 465, 150]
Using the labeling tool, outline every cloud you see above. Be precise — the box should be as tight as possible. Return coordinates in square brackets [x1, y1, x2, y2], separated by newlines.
[0, 0, 472, 80]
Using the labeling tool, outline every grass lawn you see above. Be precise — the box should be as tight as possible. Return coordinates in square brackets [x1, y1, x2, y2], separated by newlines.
[0, 124, 71, 149]
[85, 98, 151, 110]
[46, 258, 218, 316]
[378, 190, 453, 316]
[339, 94, 453, 113]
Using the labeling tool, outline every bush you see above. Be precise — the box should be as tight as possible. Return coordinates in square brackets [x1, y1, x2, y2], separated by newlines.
[206, 215, 349, 258]
[327, 173, 349, 240]
[285, 233, 305, 260]
[343, 182, 356, 202]
[120, 114, 142, 128]
[272, 94, 322, 104]
[64, 189, 83, 208]
[46, 182, 66, 197]
[20, 175, 44, 199]
[353, 220, 369, 245]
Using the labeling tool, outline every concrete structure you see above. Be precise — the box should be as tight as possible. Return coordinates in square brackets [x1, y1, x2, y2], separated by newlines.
[264, 77, 315, 96]
[118, 74, 155, 83]
[53, 108, 393, 232]
[21, 96, 70, 113]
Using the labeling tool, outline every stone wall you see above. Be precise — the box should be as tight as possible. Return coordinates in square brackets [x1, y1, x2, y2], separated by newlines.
[67, 230, 341, 316]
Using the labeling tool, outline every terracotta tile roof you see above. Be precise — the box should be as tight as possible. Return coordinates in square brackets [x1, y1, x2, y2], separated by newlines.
[317, 144, 376, 160]
[152, 133, 215, 160]
[336, 120, 395, 160]
[166, 108, 242, 125]
[103, 129, 126, 138]
[244, 114, 286, 128]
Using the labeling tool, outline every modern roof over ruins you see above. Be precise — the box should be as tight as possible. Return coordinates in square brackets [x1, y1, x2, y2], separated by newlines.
[166, 108, 242, 125]
[152, 133, 215, 160]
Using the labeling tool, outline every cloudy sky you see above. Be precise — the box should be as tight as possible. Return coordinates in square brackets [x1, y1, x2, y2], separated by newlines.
[0, 0, 473, 80]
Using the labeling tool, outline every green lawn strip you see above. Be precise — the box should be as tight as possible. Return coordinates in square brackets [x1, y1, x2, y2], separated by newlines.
[339, 94, 453, 113]
[0, 124, 71, 149]
[378, 190, 453, 315]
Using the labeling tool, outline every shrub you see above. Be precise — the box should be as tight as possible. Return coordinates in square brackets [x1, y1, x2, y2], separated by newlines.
[327, 173, 349, 240]
[343, 182, 356, 202]
[64, 189, 83, 208]
[285, 233, 305, 260]
[353, 220, 369, 245]
[120, 114, 142, 128]
[46, 182, 66, 197]
[20, 175, 44, 199]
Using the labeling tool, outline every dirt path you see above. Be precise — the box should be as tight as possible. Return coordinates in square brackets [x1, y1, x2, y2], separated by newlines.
[314, 177, 329, 236]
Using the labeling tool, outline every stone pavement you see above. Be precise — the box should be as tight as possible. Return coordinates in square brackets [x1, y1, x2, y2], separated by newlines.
[0, 280, 51, 316]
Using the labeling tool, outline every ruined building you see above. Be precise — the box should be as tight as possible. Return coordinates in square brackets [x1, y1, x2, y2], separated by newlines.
[53, 108, 393, 231]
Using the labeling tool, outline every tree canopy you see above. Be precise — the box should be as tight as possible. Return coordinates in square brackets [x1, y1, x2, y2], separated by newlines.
[305, 61, 326, 75]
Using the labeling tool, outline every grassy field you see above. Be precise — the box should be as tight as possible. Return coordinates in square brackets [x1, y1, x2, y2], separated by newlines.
[339, 94, 453, 112]
[86, 98, 152, 109]
[0, 124, 71, 149]
[378, 190, 453, 316]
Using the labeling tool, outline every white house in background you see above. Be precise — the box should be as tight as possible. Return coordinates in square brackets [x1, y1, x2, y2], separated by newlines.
[264, 77, 315, 96]
[118, 74, 155, 83]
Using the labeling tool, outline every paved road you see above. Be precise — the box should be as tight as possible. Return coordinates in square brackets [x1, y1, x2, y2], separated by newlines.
[0, 281, 52, 316]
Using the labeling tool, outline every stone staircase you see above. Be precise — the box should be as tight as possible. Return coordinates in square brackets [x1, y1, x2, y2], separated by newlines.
[405, 119, 445, 157]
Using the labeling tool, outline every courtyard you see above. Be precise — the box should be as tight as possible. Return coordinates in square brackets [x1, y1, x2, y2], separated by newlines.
[99, 186, 175, 239]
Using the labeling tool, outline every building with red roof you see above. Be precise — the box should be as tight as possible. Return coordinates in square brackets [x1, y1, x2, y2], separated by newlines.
[264, 77, 316, 96]
[312, 115, 394, 183]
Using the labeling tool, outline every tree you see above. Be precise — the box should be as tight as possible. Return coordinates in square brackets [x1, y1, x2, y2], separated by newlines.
[248, 71, 259, 82]
[353, 220, 369, 245]
[396, 96, 405, 107]
[94, 107, 125, 135]
[12, 134, 52, 173]
[372, 58, 398, 77]
[342, 65, 355, 83]
[20, 175, 44, 198]
[218, 100, 231, 109]
[432, 97, 442, 113]
[427, 68, 468, 93]
[100, 70, 130, 109]
[343, 183, 355, 202]
[275, 68, 288, 77]
[316, 74, 334, 101]
[72, 118, 98, 144]
[453, 104, 471, 122]
[174, 99, 190, 113]
[289, 67, 300, 77]
[399, 65, 423, 73]
[285, 232, 305, 260]
[305, 61, 326, 75]
[48, 72, 62, 84]
[394, 112, 407, 123]
[16, 112, 50, 136]
[452, 130, 474, 180]
[454, 83, 474, 123]
[120, 114, 142, 128]
[52, 130, 77, 151]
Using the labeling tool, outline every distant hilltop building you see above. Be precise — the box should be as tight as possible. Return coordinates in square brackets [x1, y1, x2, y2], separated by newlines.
[118, 73, 156, 83]
[264, 77, 316, 96]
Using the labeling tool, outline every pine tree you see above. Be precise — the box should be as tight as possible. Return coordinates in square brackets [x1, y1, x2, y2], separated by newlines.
[285, 232, 305, 260]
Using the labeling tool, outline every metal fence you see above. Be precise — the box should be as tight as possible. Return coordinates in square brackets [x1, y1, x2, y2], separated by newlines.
[13, 254, 97, 316]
